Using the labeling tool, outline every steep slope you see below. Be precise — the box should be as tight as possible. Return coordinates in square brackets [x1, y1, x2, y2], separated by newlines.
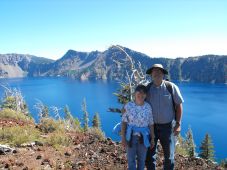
[0, 46, 226, 83]
[0, 54, 54, 78]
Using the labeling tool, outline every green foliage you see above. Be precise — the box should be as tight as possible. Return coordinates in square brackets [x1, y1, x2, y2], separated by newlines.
[74, 117, 82, 131]
[0, 87, 29, 115]
[64, 105, 81, 131]
[109, 83, 135, 113]
[175, 135, 188, 156]
[44, 130, 72, 148]
[199, 133, 215, 160]
[109, 46, 149, 113]
[92, 112, 101, 129]
[39, 118, 65, 133]
[114, 83, 132, 104]
[0, 125, 41, 146]
[34, 100, 49, 120]
[64, 105, 72, 120]
[42, 105, 49, 118]
[185, 127, 196, 157]
[175, 128, 196, 158]
[64, 160, 73, 169]
[1, 96, 17, 110]
[0, 108, 33, 122]
[220, 159, 227, 168]
[82, 98, 89, 132]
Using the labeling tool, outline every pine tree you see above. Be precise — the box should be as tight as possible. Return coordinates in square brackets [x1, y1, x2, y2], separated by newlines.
[82, 98, 89, 132]
[42, 105, 49, 118]
[220, 159, 227, 168]
[64, 105, 73, 120]
[108, 45, 149, 114]
[185, 127, 196, 157]
[92, 112, 101, 129]
[34, 100, 49, 121]
[1, 96, 17, 110]
[175, 134, 188, 156]
[199, 133, 215, 160]
[64, 105, 76, 130]
[1, 87, 29, 115]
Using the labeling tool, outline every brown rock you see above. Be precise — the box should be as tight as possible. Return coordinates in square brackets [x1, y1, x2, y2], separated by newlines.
[36, 155, 42, 160]
[64, 151, 71, 157]
[22, 167, 28, 170]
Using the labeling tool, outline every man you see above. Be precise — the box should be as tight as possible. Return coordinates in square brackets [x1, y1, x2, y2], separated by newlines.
[145, 64, 184, 170]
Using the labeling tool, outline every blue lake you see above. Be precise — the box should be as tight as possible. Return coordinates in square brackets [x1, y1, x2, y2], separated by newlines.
[0, 77, 226, 161]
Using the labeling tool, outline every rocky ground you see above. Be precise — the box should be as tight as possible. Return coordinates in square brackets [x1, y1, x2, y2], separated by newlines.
[0, 119, 224, 170]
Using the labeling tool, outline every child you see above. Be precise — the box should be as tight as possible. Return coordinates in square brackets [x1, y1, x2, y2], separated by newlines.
[121, 84, 154, 170]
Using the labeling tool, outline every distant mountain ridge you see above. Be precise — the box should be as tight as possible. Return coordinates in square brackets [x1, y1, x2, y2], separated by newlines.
[0, 46, 226, 83]
[0, 54, 54, 78]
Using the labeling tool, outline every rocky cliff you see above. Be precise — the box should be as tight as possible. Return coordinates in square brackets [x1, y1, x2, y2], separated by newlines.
[0, 54, 54, 78]
[0, 46, 226, 83]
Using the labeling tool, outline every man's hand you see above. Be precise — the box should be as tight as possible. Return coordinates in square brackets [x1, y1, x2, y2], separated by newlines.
[173, 123, 181, 136]
[150, 139, 155, 149]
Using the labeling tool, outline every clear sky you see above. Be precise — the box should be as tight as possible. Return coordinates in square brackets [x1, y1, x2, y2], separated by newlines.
[0, 0, 227, 60]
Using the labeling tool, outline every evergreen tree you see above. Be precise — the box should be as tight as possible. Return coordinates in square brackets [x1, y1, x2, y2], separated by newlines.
[185, 127, 196, 157]
[199, 133, 215, 160]
[175, 134, 188, 156]
[42, 105, 49, 118]
[108, 45, 149, 114]
[220, 159, 227, 168]
[64, 105, 75, 130]
[1, 96, 17, 110]
[34, 100, 49, 121]
[1, 87, 29, 115]
[114, 83, 132, 105]
[64, 105, 73, 120]
[82, 98, 89, 132]
[92, 112, 101, 129]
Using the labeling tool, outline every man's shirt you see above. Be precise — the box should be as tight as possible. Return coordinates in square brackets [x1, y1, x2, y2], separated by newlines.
[146, 81, 184, 124]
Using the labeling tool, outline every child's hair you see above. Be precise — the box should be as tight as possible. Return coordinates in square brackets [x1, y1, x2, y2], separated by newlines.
[135, 84, 147, 94]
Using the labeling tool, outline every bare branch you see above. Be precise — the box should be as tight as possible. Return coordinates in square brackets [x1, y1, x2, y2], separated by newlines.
[50, 106, 62, 120]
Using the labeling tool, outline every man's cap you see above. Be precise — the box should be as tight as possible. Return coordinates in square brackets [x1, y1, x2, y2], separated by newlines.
[146, 64, 168, 75]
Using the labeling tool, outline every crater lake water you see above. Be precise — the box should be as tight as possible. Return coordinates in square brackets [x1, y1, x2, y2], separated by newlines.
[0, 77, 226, 161]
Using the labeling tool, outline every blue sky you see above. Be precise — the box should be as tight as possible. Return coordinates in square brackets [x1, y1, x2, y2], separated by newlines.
[0, 0, 227, 60]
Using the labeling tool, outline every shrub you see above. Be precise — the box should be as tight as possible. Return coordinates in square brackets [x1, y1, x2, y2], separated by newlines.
[0, 108, 33, 122]
[88, 127, 105, 140]
[39, 118, 65, 133]
[1, 88, 29, 115]
[0, 125, 40, 146]
[175, 135, 188, 156]
[220, 159, 227, 168]
[44, 130, 72, 148]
